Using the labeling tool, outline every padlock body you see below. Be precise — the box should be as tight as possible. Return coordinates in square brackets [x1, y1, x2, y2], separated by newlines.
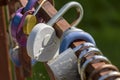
[27, 23, 60, 62]
[47, 48, 80, 80]
[23, 15, 37, 35]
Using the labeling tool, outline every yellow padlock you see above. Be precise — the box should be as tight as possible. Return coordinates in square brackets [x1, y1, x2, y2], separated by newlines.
[23, 0, 47, 35]
[23, 15, 37, 35]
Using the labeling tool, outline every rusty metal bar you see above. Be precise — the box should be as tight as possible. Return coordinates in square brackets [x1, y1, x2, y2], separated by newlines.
[19, 47, 32, 77]
[0, 6, 12, 80]
[14, 66, 25, 80]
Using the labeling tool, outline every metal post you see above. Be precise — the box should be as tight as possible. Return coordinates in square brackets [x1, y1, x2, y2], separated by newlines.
[0, 6, 12, 80]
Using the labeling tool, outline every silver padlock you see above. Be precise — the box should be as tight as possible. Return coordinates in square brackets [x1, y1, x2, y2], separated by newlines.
[47, 48, 80, 80]
[27, 1, 84, 62]
[47, 1, 83, 27]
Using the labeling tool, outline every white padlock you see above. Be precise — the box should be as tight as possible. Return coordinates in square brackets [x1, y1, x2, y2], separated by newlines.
[27, 23, 59, 62]
[27, 1, 83, 62]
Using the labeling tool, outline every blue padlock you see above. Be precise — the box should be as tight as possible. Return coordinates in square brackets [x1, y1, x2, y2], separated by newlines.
[9, 46, 36, 66]
[60, 27, 96, 53]
[10, 46, 21, 66]
[11, 0, 37, 46]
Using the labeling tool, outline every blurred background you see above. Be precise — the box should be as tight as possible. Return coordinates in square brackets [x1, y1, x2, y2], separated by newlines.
[27, 0, 120, 79]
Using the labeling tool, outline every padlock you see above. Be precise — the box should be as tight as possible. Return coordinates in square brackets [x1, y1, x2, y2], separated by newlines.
[27, 23, 59, 62]
[9, 46, 21, 66]
[11, 0, 38, 46]
[22, 0, 54, 33]
[9, 45, 37, 66]
[11, 0, 37, 39]
[60, 27, 96, 53]
[98, 71, 120, 80]
[11, 0, 48, 46]
[27, 1, 84, 62]
[23, 15, 37, 35]
[88, 64, 119, 80]
[80, 55, 111, 80]
[78, 46, 103, 80]
[23, 0, 46, 35]
[8, 23, 21, 66]
[8, 23, 36, 66]
[73, 42, 95, 52]
[47, 48, 80, 80]
[47, 1, 83, 27]
[75, 42, 111, 80]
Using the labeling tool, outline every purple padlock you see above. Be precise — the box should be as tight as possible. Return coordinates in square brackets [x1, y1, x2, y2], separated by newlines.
[11, 8, 33, 46]
[11, 0, 37, 46]
[11, 0, 55, 46]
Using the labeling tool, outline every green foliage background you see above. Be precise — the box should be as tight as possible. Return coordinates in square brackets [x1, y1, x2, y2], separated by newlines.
[27, 0, 120, 79]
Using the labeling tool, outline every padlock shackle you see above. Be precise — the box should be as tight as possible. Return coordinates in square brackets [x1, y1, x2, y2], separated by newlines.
[33, 0, 47, 16]
[23, 0, 54, 13]
[47, 1, 84, 27]
[23, 0, 38, 13]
